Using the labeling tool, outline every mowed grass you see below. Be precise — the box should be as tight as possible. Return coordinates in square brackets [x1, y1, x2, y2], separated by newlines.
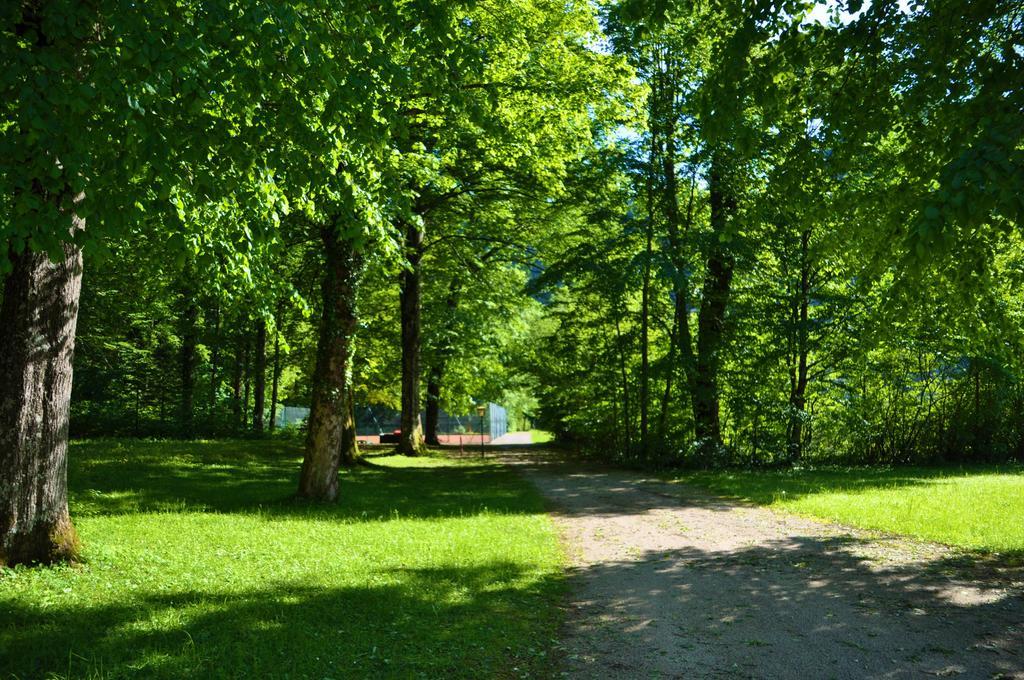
[675, 465, 1024, 554]
[1, 440, 565, 679]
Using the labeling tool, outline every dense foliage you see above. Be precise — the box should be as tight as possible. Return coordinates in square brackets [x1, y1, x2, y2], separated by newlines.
[529, 0, 1024, 466]
[38, 0, 1024, 464]
[43, 0, 1024, 465]
[2, 0, 1021, 565]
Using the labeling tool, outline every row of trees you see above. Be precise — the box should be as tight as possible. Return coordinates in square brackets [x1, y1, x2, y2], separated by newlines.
[0, 0, 630, 565]
[69, 222, 544, 440]
[531, 0, 1023, 465]
[1, 0, 1019, 567]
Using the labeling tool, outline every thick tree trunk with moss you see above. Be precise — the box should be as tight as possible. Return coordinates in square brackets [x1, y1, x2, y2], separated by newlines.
[0, 224, 84, 566]
[398, 221, 426, 456]
[692, 161, 735, 453]
[253, 320, 267, 434]
[298, 226, 362, 501]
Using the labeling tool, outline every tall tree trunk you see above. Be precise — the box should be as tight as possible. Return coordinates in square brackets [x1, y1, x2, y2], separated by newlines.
[425, 363, 445, 446]
[0, 222, 84, 566]
[178, 283, 199, 436]
[660, 75, 698, 437]
[340, 384, 359, 467]
[253, 320, 267, 434]
[640, 126, 658, 456]
[398, 221, 426, 456]
[787, 228, 811, 461]
[663, 163, 697, 443]
[269, 320, 282, 433]
[640, 55, 667, 455]
[298, 225, 362, 501]
[692, 158, 736, 453]
[1, 0, 90, 567]
[424, 277, 461, 446]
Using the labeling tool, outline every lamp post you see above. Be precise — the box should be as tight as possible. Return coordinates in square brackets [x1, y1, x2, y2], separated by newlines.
[476, 403, 486, 459]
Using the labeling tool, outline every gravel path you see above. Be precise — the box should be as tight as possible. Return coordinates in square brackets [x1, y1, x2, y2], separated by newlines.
[505, 450, 1024, 679]
[490, 431, 534, 445]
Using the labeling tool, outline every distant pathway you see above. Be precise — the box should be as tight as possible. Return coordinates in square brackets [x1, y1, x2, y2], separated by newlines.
[503, 450, 1024, 679]
[489, 431, 533, 445]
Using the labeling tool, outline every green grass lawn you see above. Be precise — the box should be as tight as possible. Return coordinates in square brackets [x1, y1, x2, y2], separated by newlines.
[676, 465, 1024, 554]
[1, 440, 565, 679]
[529, 430, 554, 444]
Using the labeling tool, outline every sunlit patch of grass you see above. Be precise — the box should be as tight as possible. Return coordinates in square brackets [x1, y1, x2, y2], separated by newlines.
[675, 465, 1024, 553]
[530, 430, 555, 444]
[1, 439, 565, 679]
[375, 452, 488, 468]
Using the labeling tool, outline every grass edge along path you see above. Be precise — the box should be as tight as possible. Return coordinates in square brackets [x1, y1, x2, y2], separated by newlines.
[673, 465, 1024, 555]
[0, 439, 566, 679]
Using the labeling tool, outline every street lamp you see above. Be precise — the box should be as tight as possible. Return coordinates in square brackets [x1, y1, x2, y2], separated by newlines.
[476, 403, 487, 459]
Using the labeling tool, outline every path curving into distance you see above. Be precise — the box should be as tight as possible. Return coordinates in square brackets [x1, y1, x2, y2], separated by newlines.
[502, 449, 1024, 679]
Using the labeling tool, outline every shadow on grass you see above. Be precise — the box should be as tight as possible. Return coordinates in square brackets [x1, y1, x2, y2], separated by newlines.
[1, 562, 562, 679]
[5, 533, 1022, 678]
[8, 443, 1024, 678]
[69, 440, 544, 521]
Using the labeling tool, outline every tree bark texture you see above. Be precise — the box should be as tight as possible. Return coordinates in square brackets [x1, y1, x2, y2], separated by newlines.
[298, 226, 361, 501]
[398, 221, 426, 456]
[0, 225, 84, 566]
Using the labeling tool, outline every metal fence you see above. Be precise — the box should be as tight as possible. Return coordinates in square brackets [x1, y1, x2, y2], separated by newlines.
[275, 405, 310, 429]
[356, 402, 508, 443]
[275, 402, 508, 443]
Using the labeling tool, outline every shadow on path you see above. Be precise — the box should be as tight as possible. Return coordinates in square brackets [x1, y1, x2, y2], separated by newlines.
[505, 448, 1024, 679]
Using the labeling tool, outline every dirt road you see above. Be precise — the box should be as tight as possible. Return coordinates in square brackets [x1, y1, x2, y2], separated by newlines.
[507, 451, 1024, 679]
